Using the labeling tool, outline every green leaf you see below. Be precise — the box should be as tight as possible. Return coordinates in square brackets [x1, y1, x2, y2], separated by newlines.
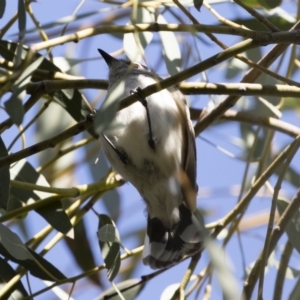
[290, 276, 300, 300]
[18, 0, 26, 35]
[233, 16, 293, 31]
[0, 137, 10, 209]
[239, 0, 260, 7]
[276, 198, 300, 254]
[86, 143, 121, 221]
[96, 279, 145, 300]
[0, 223, 66, 281]
[94, 80, 126, 134]
[102, 191, 121, 222]
[5, 55, 45, 125]
[124, 7, 154, 62]
[258, 0, 282, 9]
[274, 147, 300, 189]
[4, 95, 24, 125]
[35, 201, 72, 234]
[0, 0, 5, 18]
[205, 237, 240, 300]
[0, 258, 28, 300]
[10, 159, 72, 234]
[0, 223, 33, 261]
[157, 14, 181, 75]
[0, 40, 96, 136]
[84, 145, 120, 221]
[98, 224, 121, 244]
[98, 214, 121, 281]
[64, 219, 103, 286]
[239, 123, 265, 160]
[26, 247, 66, 281]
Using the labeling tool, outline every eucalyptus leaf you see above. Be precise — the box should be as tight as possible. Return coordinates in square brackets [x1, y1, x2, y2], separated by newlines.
[205, 237, 241, 300]
[233, 16, 293, 31]
[0, 258, 28, 300]
[10, 159, 72, 234]
[18, 0, 26, 35]
[64, 219, 103, 286]
[94, 80, 125, 134]
[275, 164, 300, 189]
[277, 198, 300, 254]
[289, 275, 300, 300]
[98, 214, 121, 281]
[239, 123, 266, 160]
[258, 0, 282, 9]
[0, 224, 66, 281]
[0, 0, 5, 18]
[84, 131, 121, 220]
[102, 190, 121, 222]
[27, 247, 66, 281]
[0, 137, 10, 209]
[157, 14, 181, 75]
[5, 55, 44, 125]
[98, 224, 121, 244]
[124, 7, 154, 62]
[0, 40, 96, 136]
[96, 279, 145, 300]
[0, 223, 33, 261]
[4, 92, 25, 125]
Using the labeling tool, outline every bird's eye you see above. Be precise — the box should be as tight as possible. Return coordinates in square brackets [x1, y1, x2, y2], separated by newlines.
[133, 63, 140, 69]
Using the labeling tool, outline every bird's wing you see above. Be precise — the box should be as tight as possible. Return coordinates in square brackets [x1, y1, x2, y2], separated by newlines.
[169, 87, 197, 211]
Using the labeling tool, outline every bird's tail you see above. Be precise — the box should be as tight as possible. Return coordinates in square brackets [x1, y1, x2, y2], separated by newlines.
[142, 204, 202, 269]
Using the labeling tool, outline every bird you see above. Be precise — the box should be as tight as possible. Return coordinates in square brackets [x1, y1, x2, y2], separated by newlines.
[98, 49, 202, 269]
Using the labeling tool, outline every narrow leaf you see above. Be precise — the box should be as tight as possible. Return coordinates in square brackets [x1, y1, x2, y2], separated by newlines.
[0, 40, 96, 136]
[277, 198, 300, 254]
[98, 214, 121, 281]
[0, 0, 6, 18]
[205, 237, 240, 300]
[94, 80, 126, 134]
[157, 14, 181, 75]
[4, 95, 24, 125]
[86, 144, 121, 220]
[18, 0, 26, 35]
[0, 258, 28, 300]
[4, 52, 44, 124]
[0, 223, 33, 261]
[65, 219, 103, 286]
[27, 248, 66, 281]
[0, 225, 66, 281]
[98, 224, 121, 244]
[124, 7, 154, 62]
[10, 159, 72, 233]
[96, 279, 145, 300]
[0, 137, 10, 209]
[290, 275, 300, 300]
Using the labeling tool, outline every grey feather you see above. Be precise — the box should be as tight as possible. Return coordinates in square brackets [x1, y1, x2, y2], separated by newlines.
[98, 49, 202, 269]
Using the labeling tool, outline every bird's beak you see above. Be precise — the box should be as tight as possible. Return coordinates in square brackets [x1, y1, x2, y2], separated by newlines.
[98, 49, 119, 67]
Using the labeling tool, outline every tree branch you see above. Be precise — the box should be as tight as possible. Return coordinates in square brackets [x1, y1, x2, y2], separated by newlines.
[32, 24, 300, 51]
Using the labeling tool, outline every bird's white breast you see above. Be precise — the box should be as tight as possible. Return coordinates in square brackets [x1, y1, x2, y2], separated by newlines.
[101, 74, 185, 225]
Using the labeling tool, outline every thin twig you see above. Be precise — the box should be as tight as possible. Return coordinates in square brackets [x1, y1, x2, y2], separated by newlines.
[243, 140, 300, 299]
[0, 116, 95, 169]
[273, 241, 293, 300]
[258, 135, 299, 299]
[32, 24, 300, 51]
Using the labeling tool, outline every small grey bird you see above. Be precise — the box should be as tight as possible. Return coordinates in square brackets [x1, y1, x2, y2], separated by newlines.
[98, 49, 202, 269]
